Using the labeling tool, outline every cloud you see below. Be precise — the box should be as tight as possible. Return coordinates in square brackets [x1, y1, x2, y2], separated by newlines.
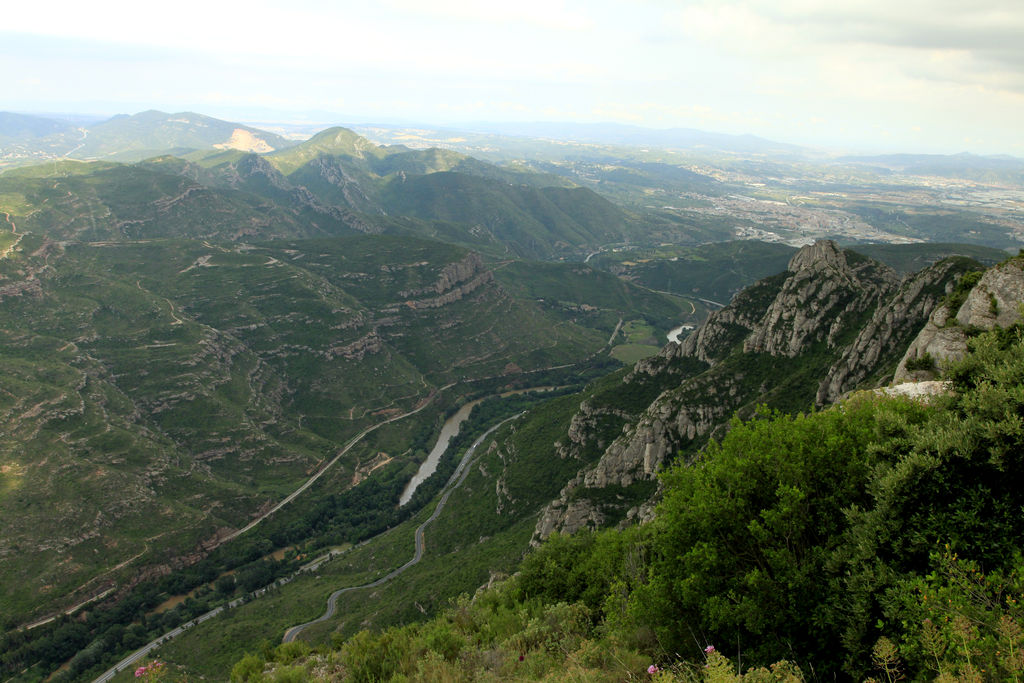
[5, 0, 1024, 153]
[726, 0, 1024, 94]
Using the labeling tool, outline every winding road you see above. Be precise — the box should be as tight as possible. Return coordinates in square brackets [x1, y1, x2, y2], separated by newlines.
[223, 383, 456, 544]
[1, 211, 23, 260]
[281, 412, 521, 642]
[92, 411, 521, 681]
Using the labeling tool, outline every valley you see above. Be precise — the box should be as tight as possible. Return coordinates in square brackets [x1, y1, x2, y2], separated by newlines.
[2, 109, 1024, 682]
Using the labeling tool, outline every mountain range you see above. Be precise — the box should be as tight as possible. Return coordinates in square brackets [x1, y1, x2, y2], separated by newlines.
[101, 241, 1023, 683]
[3, 107, 1024, 682]
[0, 111, 295, 167]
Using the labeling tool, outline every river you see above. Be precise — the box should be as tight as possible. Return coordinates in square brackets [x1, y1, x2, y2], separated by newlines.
[398, 387, 558, 506]
[398, 399, 483, 506]
[94, 389, 552, 680]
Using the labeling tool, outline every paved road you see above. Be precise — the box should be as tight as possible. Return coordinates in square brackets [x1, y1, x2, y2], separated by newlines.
[92, 412, 520, 680]
[281, 413, 521, 643]
[93, 602, 231, 682]
[607, 317, 623, 346]
[225, 385, 456, 543]
[93, 575, 307, 683]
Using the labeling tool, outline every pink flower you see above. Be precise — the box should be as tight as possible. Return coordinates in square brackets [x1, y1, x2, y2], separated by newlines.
[704, 645, 716, 654]
[648, 664, 660, 674]
[135, 666, 147, 678]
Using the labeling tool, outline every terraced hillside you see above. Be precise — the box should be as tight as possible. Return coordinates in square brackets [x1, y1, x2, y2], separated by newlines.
[0, 232, 626, 624]
[0, 126, 643, 261]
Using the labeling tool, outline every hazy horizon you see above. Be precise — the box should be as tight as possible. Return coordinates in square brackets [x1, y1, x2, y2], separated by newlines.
[5, 0, 1024, 156]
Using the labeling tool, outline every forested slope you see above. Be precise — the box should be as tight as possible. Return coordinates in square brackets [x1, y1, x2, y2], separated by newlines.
[239, 322, 1024, 682]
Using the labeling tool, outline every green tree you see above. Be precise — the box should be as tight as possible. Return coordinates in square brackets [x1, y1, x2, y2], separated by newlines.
[631, 398, 927, 670]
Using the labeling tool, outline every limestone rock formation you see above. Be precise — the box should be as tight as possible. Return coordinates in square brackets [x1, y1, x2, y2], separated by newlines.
[743, 240, 898, 357]
[956, 258, 1024, 328]
[817, 258, 971, 404]
[532, 242, 978, 543]
[894, 257, 1024, 381]
[398, 253, 494, 309]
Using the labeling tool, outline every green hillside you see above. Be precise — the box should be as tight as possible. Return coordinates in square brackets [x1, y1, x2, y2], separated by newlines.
[0, 233, 608, 628]
[848, 241, 1011, 273]
[591, 240, 797, 303]
[224, 323, 1024, 683]
[264, 127, 385, 175]
[73, 111, 295, 161]
[0, 160, 356, 241]
[2, 124, 665, 264]
[0, 113, 77, 143]
[380, 172, 635, 258]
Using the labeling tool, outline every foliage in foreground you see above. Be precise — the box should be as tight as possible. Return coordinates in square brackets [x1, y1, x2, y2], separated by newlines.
[224, 325, 1024, 681]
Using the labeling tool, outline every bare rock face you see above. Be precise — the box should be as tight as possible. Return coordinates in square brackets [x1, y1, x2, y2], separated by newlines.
[531, 371, 738, 543]
[817, 258, 969, 404]
[554, 399, 634, 461]
[894, 258, 1024, 381]
[399, 253, 494, 309]
[326, 331, 383, 361]
[891, 305, 967, 381]
[956, 259, 1024, 328]
[744, 241, 898, 357]
[657, 241, 879, 368]
[877, 380, 951, 401]
[531, 241, 948, 544]
[675, 274, 787, 364]
[533, 497, 604, 541]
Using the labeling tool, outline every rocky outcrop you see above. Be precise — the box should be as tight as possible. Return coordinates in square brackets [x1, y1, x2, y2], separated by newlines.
[877, 380, 951, 401]
[744, 241, 898, 357]
[326, 331, 383, 361]
[399, 253, 485, 297]
[817, 258, 971, 404]
[533, 241, 958, 543]
[894, 258, 1024, 381]
[955, 258, 1024, 328]
[533, 497, 605, 541]
[892, 305, 966, 381]
[399, 253, 494, 310]
[554, 399, 634, 460]
[532, 362, 743, 542]
[672, 273, 788, 364]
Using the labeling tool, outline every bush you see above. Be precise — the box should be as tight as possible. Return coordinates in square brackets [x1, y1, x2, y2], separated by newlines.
[230, 653, 264, 682]
[904, 351, 936, 372]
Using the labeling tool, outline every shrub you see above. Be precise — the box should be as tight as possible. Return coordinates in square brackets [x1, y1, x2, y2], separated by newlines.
[904, 352, 936, 372]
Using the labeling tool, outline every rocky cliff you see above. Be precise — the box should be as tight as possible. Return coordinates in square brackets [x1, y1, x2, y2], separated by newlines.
[533, 241, 976, 542]
[816, 257, 978, 404]
[742, 241, 898, 357]
[894, 256, 1024, 381]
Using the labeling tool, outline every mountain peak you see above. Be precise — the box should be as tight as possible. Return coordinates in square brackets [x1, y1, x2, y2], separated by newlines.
[266, 127, 382, 174]
[787, 239, 846, 273]
[305, 126, 378, 155]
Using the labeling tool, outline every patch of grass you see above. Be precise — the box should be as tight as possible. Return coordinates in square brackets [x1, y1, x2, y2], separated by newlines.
[610, 344, 660, 364]
[620, 319, 658, 344]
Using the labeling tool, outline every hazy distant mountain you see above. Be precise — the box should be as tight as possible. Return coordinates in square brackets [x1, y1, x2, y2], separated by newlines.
[458, 121, 807, 155]
[0, 110, 298, 167]
[0, 112, 77, 142]
[75, 110, 297, 160]
[838, 152, 1024, 185]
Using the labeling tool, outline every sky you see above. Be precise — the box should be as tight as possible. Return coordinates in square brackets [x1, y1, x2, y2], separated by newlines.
[4, 0, 1024, 155]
